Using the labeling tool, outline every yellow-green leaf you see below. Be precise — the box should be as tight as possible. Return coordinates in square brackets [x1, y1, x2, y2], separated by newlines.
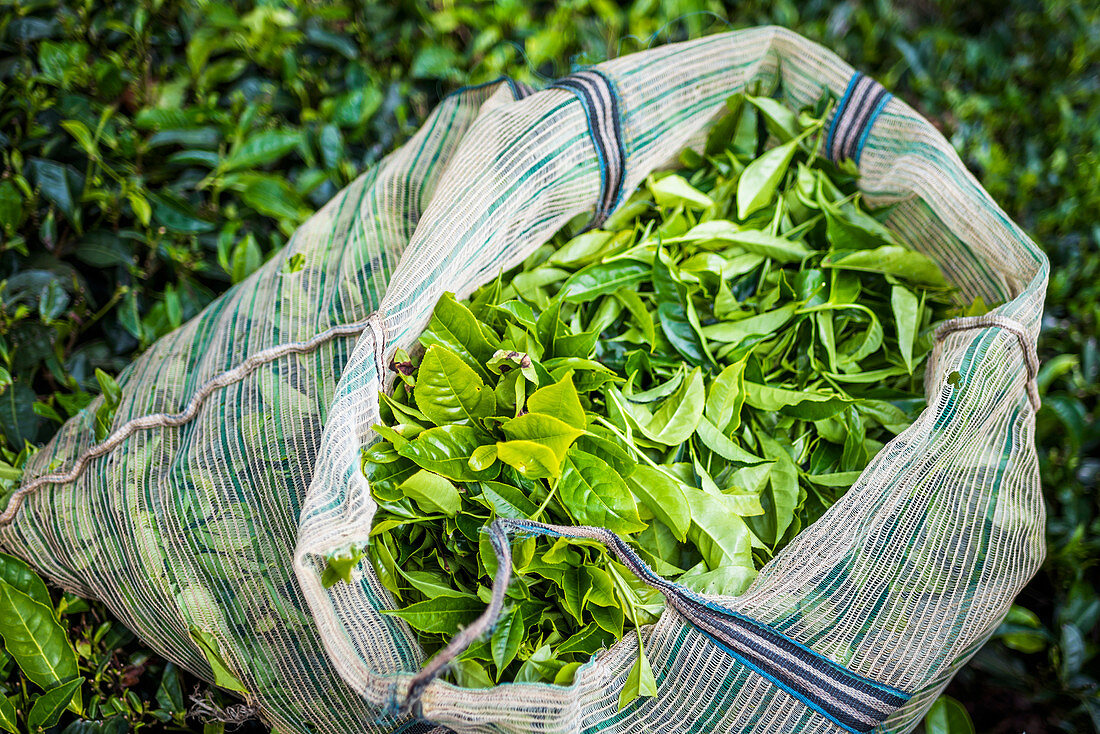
[495, 440, 561, 479]
[737, 138, 798, 219]
[188, 628, 247, 694]
[618, 644, 657, 709]
[526, 371, 586, 430]
[500, 413, 583, 463]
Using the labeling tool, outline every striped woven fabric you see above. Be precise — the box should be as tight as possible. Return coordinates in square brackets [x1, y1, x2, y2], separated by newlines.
[1, 26, 1046, 734]
[826, 73, 893, 164]
[550, 70, 627, 229]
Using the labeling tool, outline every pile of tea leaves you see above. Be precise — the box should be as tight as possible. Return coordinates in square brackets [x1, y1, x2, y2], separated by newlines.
[349, 92, 971, 701]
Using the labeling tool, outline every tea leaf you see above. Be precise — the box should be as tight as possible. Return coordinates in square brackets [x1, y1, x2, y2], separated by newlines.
[414, 345, 496, 425]
[559, 450, 645, 533]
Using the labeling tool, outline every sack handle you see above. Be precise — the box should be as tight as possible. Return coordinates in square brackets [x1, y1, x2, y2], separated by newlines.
[929, 314, 1041, 410]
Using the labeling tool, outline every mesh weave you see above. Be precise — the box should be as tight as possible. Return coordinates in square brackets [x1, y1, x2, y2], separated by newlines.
[0, 27, 1047, 734]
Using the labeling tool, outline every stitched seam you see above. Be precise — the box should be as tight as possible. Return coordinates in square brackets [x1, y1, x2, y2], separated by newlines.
[0, 316, 375, 525]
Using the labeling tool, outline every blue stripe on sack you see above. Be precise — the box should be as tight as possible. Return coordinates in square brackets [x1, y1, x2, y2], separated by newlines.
[550, 69, 627, 229]
[853, 90, 892, 164]
[825, 74, 861, 160]
[826, 72, 893, 166]
[497, 519, 909, 733]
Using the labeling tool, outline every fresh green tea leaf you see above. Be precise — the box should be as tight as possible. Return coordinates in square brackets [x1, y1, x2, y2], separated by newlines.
[399, 469, 460, 516]
[382, 596, 485, 635]
[414, 345, 496, 426]
[559, 450, 645, 533]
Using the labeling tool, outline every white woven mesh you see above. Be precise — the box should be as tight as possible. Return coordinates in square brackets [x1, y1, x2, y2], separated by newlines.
[0, 27, 1046, 734]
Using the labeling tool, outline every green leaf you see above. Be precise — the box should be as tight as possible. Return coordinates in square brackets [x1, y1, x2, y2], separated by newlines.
[410, 46, 463, 80]
[648, 173, 714, 209]
[737, 138, 798, 219]
[588, 598, 624, 638]
[0, 180, 23, 233]
[368, 536, 402, 600]
[414, 345, 496, 426]
[228, 233, 262, 283]
[398, 425, 498, 482]
[618, 645, 658, 710]
[695, 417, 767, 465]
[891, 284, 919, 373]
[491, 607, 524, 677]
[701, 304, 798, 344]
[557, 623, 615, 656]
[188, 629, 247, 694]
[0, 552, 52, 608]
[676, 221, 811, 263]
[679, 563, 756, 597]
[94, 368, 121, 408]
[451, 658, 494, 689]
[615, 289, 656, 347]
[746, 95, 801, 141]
[924, 695, 975, 734]
[0, 696, 15, 734]
[625, 466, 691, 541]
[650, 251, 710, 366]
[548, 230, 614, 267]
[821, 196, 899, 250]
[0, 381, 40, 447]
[399, 470, 460, 516]
[0, 579, 78, 690]
[641, 367, 705, 445]
[560, 568, 587, 623]
[469, 444, 497, 471]
[28, 678, 83, 731]
[684, 489, 753, 569]
[28, 159, 82, 222]
[321, 546, 366, 588]
[237, 175, 306, 221]
[743, 382, 849, 421]
[747, 434, 800, 544]
[495, 440, 562, 479]
[398, 569, 468, 599]
[419, 293, 499, 380]
[150, 192, 215, 234]
[501, 414, 584, 463]
[1060, 623, 1086, 678]
[526, 372, 586, 430]
[705, 360, 746, 432]
[821, 246, 949, 287]
[478, 481, 538, 519]
[561, 260, 649, 303]
[220, 130, 301, 172]
[558, 450, 645, 533]
[381, 596, 484, 635]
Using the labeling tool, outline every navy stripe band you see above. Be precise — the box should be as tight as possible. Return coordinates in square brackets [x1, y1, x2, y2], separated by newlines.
[826, 72, 893, 165]
[496, 519, 911, 734]
[550, 70, 627, 230]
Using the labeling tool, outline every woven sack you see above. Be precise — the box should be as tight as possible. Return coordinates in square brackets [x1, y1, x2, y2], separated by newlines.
[0, 26, 1048, 734]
